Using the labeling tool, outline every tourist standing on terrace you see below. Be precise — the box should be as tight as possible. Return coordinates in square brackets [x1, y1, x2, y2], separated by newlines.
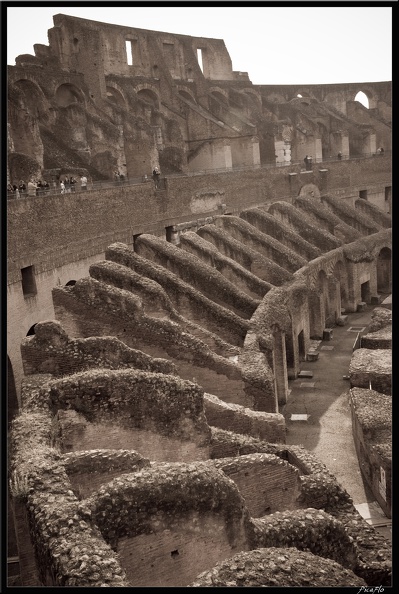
[18, 180, 26, 197]
[27, 178, 37, 197]
[152, 167, 161, 188]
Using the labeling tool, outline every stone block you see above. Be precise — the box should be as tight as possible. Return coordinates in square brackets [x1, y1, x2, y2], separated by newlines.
[298, 370, 313, 378]
[306, 351, 319, 362]
[336, 315, 348, 326]
[357, 302, 367, 312]
[323, 328, 333, 340]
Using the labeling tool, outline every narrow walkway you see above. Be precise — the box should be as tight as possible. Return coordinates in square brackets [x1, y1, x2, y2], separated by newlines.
[281, 304, 391, 541]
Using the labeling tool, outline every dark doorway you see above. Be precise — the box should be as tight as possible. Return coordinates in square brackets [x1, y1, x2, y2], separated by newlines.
[298, 330, 306, 362]
[361, 280, 371, 303]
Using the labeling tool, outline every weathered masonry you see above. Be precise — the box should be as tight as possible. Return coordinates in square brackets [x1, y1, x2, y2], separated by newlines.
[7, 14, 391, 588]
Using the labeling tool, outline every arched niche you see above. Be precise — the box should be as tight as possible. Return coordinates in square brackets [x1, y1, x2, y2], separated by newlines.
[291, 89, 312, 102]
[352, 87, 377, 109]
[376, 247, 391, 294]
[136, 88, 159, 109]
[26, 323, 38, 336]
[12, 79, 49, 120]
[106, 85, 126, 107]
[243, 89, 262, 109]
[178, 90, 196, 103]
[229, 89, 245, 109]
[209, 90, 228, 105]
[354, 91, 369, 109]
[55, 83, 85, 108]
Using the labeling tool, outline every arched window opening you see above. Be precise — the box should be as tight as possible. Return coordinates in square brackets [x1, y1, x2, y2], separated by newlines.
[26, 323, 37, 336]
[197, 48, 204, 73]
[65, 280, 76, 286]
[355, 91, 369, 109]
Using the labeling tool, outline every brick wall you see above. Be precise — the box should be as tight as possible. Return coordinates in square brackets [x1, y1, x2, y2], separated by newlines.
[116, 512, 247, 587]
[203, 394, 285, 442]
[57, 413, 211, 463]
[214, 454, 301, 517]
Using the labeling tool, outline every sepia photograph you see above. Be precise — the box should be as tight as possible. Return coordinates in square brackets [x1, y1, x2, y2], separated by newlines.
[5, 2, 392, 588]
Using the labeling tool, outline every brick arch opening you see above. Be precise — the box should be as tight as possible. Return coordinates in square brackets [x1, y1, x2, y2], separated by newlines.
[137, 88, 159, 109]
[12, 79, 48, 119]
[55, 83, 85, 107]
[65, 280, 77, 286]
[209, 89, 228, 104]
[242, 89, 262, 109]
[377, 247, 391, 294]
[351, 87, 378, 110]
[26, 324, 37, 336]
[106, 86, 126, 107]
[354, 91, 369, 109]
[178, 90, 195, 103]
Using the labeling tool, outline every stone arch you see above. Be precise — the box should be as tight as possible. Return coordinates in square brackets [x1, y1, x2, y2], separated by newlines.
[12, 78, 50, 121]
[55, 83, 85, 107]
[376, 246, 391, 294]
[105, 85, 126, 107]
[65, 280, 77, 286]
[351, 87, 378, 109]
[291, 88, 313, 102]
[26, 323, 38, 336]
[178, 89, 196, 103]
[135, 85, 160, 109]
[354, 91, 369, 109]
[229, 89, 245, 109]
[242, 88, 262, 109]
[208, 87, 229, 104]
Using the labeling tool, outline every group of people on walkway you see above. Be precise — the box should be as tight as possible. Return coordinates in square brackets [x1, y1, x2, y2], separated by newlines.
[113, 170, 126, 183]
[7, 178, 51, 198]
[8, 175, 89, 199]
[60, 175, 87, 193]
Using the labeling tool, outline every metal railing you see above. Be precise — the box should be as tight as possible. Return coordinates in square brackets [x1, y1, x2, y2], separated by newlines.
[6, 150, 390, 201]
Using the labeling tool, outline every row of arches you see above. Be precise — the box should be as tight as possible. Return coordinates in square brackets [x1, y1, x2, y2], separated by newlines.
[269, 245, 391, 405]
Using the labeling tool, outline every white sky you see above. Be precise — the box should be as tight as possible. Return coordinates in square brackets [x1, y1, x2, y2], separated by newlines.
[6, 5, 392, 85]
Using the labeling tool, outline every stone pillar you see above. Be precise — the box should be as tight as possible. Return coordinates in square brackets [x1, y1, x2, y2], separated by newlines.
[273, 330, 289, 406]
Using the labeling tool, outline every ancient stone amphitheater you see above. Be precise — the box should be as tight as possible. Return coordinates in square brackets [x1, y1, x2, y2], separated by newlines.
[7, 14, 391, 588]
